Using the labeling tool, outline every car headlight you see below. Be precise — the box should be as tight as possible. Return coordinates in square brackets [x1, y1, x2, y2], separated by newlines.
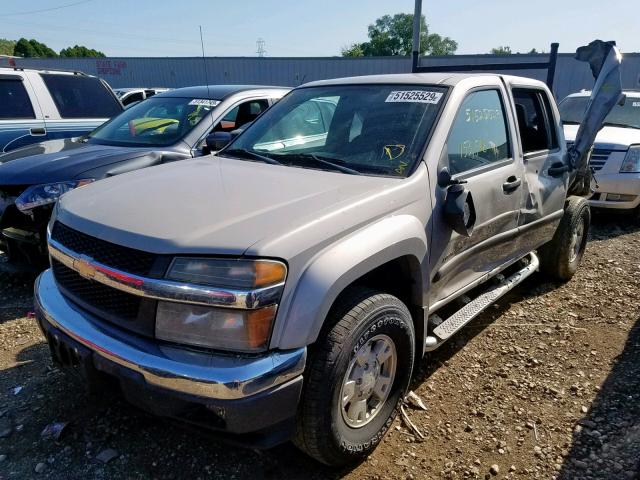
[15, 179, 95, 213]
[620, 146, 640, 173]
[156, 258, 287, 352]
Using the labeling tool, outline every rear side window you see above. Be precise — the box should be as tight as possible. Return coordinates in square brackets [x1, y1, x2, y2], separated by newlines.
[122, 91, 144, 106]
[447, 89, 510, 175]
[513, 88, 558, 154]
[40, 74, 122, 119]
[0, 79, 35, 119]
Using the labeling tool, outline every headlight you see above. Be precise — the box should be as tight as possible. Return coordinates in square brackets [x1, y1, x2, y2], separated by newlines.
[156, 258, 287, 351]
[16, 179, 95, 213]
[620, 146, 640, 173]
[156, 302, 277, 352]
[166, 258, 286, 289]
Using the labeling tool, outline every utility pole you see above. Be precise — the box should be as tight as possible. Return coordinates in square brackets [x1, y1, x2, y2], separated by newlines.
[256, 38, 266, 57]
[412, 0, 422, 73]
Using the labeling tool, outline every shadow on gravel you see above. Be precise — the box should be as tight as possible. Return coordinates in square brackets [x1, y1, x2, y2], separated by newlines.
[558, 316, 640, 480]
[589, 210, 640, 241]
[0, 345, 344, 479]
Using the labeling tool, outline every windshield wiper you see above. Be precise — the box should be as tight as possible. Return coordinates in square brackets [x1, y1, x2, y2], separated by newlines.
[602, 122, 639, 130]
[275, 153, 362, 175]
[221, 148, 282, 165]
[562, 120, 580, 125]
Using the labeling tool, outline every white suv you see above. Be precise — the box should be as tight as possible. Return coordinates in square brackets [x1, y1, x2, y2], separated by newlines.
[560, 90, 640, 217]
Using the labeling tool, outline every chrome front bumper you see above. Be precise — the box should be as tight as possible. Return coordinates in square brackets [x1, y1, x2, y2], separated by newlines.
[35, 269, 306, 401]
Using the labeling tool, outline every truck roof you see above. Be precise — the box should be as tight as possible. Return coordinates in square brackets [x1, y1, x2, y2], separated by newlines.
[0, 66, 90, 76]
[156, 85, 289, 100]
[302, 72, 549, 89]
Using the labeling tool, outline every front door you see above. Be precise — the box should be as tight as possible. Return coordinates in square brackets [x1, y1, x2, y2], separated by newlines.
[429, 87, 525, 306]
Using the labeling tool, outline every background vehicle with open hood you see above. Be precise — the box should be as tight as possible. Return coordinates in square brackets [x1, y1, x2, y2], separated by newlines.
[561, 89, 640, 219]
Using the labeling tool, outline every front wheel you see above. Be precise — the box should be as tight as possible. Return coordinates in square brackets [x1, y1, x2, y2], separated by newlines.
[538, 196, 590, 282]
[294, 287, 415, 466]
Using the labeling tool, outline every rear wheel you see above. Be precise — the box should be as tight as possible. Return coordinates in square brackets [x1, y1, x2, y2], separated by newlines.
[538, 196, 590, 281]
[294, 287, 415, 466]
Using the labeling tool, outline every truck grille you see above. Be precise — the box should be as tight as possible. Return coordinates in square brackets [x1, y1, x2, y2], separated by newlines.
[590, 148, 613, 171]
[51, 222, 156, 276]
[49, 222, 164, 337]
[52, 259, 141, 321]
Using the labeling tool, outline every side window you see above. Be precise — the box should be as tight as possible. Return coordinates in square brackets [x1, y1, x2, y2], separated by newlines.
[40, 74, 122, 118]
[122, 92, 144, 106]
[214, 99, 269, 132]
[0, 79, 35, 119]
[257, 99, 337, 145]
[447, 90, 510, 175]
[513, 88, 558, 154]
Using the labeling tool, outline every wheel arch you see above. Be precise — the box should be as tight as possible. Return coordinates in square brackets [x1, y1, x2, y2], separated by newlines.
[272, 214, 429, 350]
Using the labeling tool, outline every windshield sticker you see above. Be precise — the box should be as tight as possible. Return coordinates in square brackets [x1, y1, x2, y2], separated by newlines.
[188, 99, 220, 107]
[383, 144, 406, 160]
[385, 91, 443, 104]
[395, 160, 409, 175]
[633, 101, 640, 107]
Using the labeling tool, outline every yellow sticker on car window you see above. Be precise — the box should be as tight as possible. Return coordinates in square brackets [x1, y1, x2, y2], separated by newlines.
[384, 144, 406, 160]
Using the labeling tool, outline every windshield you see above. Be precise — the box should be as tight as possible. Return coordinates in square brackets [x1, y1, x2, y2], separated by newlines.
[89, 96, 219, 147]
[222, 84, 447, 177]
[560, 95, 640, 130]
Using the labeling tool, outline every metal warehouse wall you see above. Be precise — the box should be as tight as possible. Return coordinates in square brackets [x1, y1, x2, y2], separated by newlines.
[7, 53, 640, 100]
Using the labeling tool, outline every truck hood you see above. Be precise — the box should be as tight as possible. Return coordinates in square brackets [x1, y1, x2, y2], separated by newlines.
[0, 138, 154, 185]
[56, 156, 408, 256]
[563, 124, 640, 149]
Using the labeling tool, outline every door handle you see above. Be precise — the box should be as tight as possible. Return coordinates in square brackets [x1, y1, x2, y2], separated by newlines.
[30, 127, 46, 136]
[502, 176, 521, 193]
[548, 162, 570, 177]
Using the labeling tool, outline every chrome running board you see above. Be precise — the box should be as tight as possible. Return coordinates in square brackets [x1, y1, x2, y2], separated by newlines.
[424, 252, 539, 352]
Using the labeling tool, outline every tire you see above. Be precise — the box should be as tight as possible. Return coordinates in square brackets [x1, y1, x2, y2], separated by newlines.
[294, 287, 415, 466]
[538, 196, 590, 282]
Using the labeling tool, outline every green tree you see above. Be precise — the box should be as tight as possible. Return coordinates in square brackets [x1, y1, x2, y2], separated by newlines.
[341, 43, 365, 57]
[13, 38, 57, 57]
[490, 46, 512, 55]
[0, 38, 16, 56]
[342, 13, 457, 57]
[60, 45, 105, 58]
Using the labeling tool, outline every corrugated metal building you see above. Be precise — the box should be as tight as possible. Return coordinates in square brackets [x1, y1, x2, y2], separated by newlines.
[6, 53, 640, 100]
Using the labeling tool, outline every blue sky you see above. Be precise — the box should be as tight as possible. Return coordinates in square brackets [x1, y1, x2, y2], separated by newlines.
[1, 0, 637, 57]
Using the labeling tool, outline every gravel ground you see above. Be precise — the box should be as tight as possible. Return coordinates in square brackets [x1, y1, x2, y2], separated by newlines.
[0, 214, 638, 479]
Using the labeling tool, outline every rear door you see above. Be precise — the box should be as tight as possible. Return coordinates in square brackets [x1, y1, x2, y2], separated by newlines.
[429, 85, 525, 305]
[29, 72, 122, 142]
[0, 72, 46, 153]
[506, 83, 567, 253]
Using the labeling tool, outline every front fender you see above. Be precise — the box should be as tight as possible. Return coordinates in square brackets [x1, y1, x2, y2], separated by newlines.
[272, 214, 428, 350]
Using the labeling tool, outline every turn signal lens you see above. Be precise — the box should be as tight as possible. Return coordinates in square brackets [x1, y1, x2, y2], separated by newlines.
[254, 261, 287, 288]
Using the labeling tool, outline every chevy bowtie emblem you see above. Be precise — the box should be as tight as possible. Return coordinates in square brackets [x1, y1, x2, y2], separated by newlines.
[74, 255, 96, 280]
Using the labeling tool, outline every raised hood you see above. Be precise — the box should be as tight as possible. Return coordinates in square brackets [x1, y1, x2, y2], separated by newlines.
[56, 156, 408, 256]
[0, 138, 153, 185]
[564, 124, 640, 150]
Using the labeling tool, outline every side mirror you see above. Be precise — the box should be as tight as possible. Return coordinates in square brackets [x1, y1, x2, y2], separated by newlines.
[205, 131, 233, 153]
[443, 183, 476, 237]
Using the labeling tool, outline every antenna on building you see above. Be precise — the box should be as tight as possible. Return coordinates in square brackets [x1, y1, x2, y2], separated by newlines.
[256, 38, 266, 57]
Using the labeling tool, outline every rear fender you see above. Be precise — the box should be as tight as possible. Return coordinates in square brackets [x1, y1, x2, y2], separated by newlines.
[273, 215, 428, 350]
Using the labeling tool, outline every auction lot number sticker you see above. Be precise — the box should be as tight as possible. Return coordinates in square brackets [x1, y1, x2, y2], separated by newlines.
[385, 90, 443, 104]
